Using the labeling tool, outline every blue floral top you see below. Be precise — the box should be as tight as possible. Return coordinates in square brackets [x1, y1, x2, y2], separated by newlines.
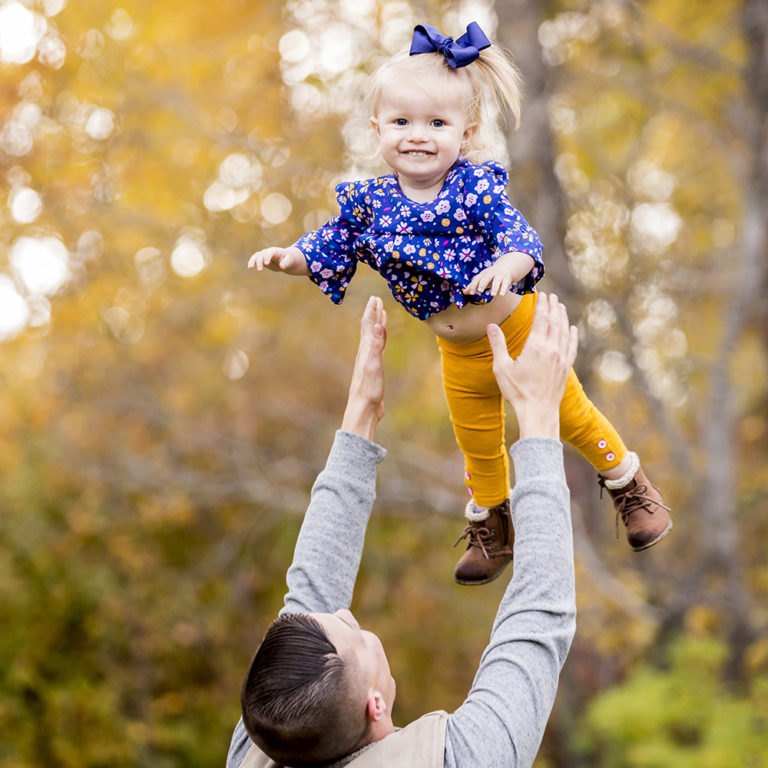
[294, 158, 544, 320]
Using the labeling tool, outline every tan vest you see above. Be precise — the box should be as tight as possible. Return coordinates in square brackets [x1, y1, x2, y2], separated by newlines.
[240, 711, 448, 768]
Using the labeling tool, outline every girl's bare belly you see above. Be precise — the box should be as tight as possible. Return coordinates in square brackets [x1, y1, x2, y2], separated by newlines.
[425, 292, 524, 343]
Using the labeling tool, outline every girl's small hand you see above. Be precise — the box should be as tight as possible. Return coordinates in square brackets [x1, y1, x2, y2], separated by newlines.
[463, 251, 534, 297]
[248, 246, 309, 276]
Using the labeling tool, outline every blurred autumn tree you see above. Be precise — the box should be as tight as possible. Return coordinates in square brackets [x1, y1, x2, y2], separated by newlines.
[0, 0, 766, 767]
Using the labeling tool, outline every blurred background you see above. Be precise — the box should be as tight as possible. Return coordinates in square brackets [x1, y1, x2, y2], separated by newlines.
[1, 0, 766, 766]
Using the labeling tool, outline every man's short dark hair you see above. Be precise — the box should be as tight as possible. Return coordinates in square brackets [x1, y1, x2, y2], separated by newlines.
[240, 613, 371, 767]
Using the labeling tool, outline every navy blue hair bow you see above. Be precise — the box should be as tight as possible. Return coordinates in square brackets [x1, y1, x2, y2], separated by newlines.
[409, 22, 491, 69]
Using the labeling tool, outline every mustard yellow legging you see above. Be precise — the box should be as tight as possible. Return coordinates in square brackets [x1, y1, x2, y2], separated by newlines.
[437, 292, 627, 507]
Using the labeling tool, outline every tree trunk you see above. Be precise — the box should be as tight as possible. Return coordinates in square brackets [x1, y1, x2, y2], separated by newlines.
[496, 0, 577, 305]
[699, 0, 768, 676]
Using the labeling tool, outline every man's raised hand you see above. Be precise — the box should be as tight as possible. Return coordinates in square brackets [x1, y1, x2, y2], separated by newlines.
[341, 296, 387, 441]
[487, 293, 578, 440]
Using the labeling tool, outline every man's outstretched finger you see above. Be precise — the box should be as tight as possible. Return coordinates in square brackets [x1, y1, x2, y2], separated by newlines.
[550, 298, 577, 367]
[487, 323, 511, 366]
[566, 324, 578, 368]
[361, 295, 386, 341]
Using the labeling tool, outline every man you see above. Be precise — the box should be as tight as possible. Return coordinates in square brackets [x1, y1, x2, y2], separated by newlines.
[228, 293, 578, 768]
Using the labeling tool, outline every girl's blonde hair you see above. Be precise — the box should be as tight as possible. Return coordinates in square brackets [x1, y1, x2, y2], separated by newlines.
[363, 42, 523, 163]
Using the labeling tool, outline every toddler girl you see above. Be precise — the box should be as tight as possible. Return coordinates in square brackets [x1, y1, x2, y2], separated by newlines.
[249, 22, 672, 585]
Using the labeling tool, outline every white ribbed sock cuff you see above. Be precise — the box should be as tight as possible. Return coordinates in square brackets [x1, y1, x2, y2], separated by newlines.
[464, 493, 511, 522]
[603, 451, 640, 490]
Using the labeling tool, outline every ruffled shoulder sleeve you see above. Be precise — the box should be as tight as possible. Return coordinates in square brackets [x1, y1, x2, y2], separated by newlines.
[334, 179, 361, 214]
[456, 160, 510, 198]
[293, 179, 372, 305]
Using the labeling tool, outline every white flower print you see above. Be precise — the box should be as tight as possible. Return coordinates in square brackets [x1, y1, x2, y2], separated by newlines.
[420, 210, 436, 222]
[465, 193, 477, 206]
[396, 222, 413, 234]
[475, 179, 489, 193]
[404, 244, 416, 255]
[459, 248, 476, 263]
[435, 200, 450, 214]
[454, 209, 467, 221]
[320, 268, 334, 279]
[380, 215, 392, 227]
[311, 261, 322, 272]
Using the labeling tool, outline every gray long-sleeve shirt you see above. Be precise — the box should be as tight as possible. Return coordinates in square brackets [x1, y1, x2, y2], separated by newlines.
[227, 430, 576, 768]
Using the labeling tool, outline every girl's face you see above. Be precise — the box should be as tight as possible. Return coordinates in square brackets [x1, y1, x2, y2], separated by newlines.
[371, 68, 473, 197]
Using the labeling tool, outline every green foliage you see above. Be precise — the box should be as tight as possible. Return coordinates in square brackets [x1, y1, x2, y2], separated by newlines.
[581, 636, 768, 768]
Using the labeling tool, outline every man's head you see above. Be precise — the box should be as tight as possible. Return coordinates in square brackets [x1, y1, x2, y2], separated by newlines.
[241, 609, 396, 767]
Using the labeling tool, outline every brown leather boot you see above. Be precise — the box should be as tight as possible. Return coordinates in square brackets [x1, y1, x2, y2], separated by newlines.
[599, 464, 672, 551]
[453, 498, 514, 586]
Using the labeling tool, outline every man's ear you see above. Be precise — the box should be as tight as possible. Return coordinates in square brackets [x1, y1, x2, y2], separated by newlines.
[365, 691, 387, 722]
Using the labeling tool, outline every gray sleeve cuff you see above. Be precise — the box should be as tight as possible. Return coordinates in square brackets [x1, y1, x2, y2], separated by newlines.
[329, 430, 387, 478]
[509, 437, 565, 484]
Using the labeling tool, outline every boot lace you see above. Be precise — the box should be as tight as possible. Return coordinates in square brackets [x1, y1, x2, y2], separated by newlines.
[602, 482, 671, 539]
[454, 524, 494, 559]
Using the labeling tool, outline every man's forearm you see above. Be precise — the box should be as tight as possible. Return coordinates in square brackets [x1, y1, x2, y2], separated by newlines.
[341, 400, 381, 442]
[340, 299, 386, 442]
[445, 438, 575, 768]
[280, 431, 387, 616]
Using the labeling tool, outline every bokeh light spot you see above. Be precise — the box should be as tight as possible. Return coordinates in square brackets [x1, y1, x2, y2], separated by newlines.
[10, 236, 69, 296]
[37, 34, 66, 68]
[279, 29, 310, 63]
[171, 235, 209, 278]
[105, 8, 134, 41]
[9, 186, 43, 223]
[41, 0, 66, 17]
[223, 349, 249, 380]
[0, 1, 47, 64]
[261, 193, 292, 225]
[85, 107, 115, 140]
[0, 276, 29, 341]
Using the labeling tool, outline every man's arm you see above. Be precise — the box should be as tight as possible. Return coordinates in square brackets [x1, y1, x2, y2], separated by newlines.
[280, 296, 388, 616]
[226, 298, 387, 768]
[445, 294, 579, 768]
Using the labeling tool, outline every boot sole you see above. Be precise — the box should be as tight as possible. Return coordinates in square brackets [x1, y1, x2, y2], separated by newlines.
[454, 557, 513, 586]
[630, 519, 673, 552]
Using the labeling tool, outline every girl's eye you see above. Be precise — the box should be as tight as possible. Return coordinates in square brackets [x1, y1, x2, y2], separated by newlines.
[431, 119, 445, 127]
[394, 118, 408, 126]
